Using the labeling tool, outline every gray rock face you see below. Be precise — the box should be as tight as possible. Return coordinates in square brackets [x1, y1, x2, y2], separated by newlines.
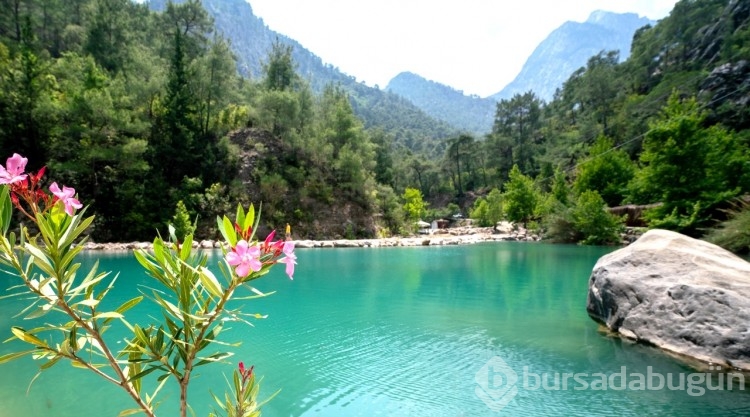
[587, 229, 750, 370]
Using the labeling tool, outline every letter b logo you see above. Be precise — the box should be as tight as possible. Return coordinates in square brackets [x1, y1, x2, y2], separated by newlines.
[475, 356, 518, 412]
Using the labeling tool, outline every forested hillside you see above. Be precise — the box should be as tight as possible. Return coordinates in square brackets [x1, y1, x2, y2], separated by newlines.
[0, 0, 411, 241]
[386, 71, 496, 135]
[1, 0, 749, 249]
[148, 0, 457, 157]
[447, 0, 750, 245]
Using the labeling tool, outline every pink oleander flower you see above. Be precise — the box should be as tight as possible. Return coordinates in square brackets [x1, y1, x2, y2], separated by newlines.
[226, 240, 262, 278]
[49, 182, 83, 216]
[278, 241, 296, 280]
[0, 153, 28, 185]
[261, 230, 284, 256]
[238, 361, 254, 383]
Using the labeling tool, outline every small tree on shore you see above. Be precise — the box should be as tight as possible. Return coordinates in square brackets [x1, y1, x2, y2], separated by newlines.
[403, 187, 427, 221]
[502, 165, 538, 229]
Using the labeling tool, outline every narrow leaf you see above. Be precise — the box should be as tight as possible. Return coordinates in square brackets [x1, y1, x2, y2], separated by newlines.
[0, 350, 36, 364]
[11, 327, 48, 347]
[223, 216, 237, 246]
[244, 204, 255, 233]
[128, 366, 159, 382]
[198, 267, 223, 298]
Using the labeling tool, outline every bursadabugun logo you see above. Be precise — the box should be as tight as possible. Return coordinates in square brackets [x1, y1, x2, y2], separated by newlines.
[474, 356, 518, 412]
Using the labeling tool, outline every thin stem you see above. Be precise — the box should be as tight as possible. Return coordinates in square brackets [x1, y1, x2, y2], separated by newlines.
[178, 281, 238, 417]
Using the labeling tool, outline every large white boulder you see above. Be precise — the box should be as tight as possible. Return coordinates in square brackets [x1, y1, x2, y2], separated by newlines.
[587, 229, 750, 370]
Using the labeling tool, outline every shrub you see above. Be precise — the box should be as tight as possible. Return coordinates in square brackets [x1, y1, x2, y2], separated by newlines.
[544, 190, 624, 245]
[705, 202, 750, 254]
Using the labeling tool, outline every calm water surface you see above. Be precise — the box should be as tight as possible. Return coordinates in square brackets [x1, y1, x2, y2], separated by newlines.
[1, 242, 749, 416]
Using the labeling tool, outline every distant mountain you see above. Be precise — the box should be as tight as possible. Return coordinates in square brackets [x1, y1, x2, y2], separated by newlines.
[147, 0, 457, 156]
[385, 72, 496, 135]
[491, 11, 654, 102]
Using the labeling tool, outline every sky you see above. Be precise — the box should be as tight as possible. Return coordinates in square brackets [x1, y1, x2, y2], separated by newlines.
[248, 0, 679, 97]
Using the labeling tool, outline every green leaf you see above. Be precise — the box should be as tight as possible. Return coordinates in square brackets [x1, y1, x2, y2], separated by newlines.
[250, 203, 262, 241]
[244, 204, 255, 233]
[23, 244, 56, 277]
[11, 327, 48, 347]
[127, 366, 159, 382]
[118, 409, 143, 417]
[194, 351, 232, 367]
[114, 296, 143, 315]
[179, 234, 192, 261]
[198, 267, 223, 298]
[75, 298, 100, 308]
[68, 263, 107, 299]
[59, 244, 84, 273]
[58, 213, 94, 249]
[24, 306, 51, 320]
[0, 349, 36, 364]
[94, 311, 123, 320]
[40, 355, 63, 370]
[235, 204, 245, 232]
[133, 325, 149, 347]
[222, 216, 237, 246]
[0, 186, 11, 236]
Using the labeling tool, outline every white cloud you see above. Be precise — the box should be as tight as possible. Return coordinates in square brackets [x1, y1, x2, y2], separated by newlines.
[248, 0, 678, 97]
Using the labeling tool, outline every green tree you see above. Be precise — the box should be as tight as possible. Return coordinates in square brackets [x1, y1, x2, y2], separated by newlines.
[573, 135, 634, 206]
[502, 165, 539, 228]
[551, 166, 572, 206]
[402, 187, 427, 221]
[171, 199, 195, 242]
[84, 0, 133, 73]
[571, 190, 624, 245]
[370, 128, 395, 187]
[492, 91, 543, 176]
[194, 34, 238, 137]
[263, 39, 296, 92]
[629, 93, 750, 234]
[471, 188, 503, 227]
[444, 134, 475, 195]
[544, 190, 623, 245]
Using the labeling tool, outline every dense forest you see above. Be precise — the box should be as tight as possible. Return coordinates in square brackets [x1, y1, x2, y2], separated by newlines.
[1, 0, 749, 250]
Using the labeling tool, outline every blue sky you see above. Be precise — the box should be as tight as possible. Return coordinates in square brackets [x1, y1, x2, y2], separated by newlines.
[249, 0, 678, 97]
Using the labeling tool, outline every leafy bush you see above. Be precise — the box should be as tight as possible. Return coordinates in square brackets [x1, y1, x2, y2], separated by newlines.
[171, 200, 196, 242]
[544, 190, 624, 245]
[470, 188, 503, 227]
[705, 202, 750, 254]
[573, 190, 625, 245]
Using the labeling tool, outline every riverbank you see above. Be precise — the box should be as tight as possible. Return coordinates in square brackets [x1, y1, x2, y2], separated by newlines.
[79, 226, 543, 251]
[79, 226, 645, 251]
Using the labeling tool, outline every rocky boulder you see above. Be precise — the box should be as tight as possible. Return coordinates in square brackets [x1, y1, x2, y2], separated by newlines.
[587, 229, 750, 370]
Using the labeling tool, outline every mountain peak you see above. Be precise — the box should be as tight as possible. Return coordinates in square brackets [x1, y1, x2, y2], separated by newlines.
[491, 11, 654, 102]
[586, 10, 644, 26]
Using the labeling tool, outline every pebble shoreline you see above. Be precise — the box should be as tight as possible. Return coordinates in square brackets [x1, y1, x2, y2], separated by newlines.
[79, 227, 543, 251]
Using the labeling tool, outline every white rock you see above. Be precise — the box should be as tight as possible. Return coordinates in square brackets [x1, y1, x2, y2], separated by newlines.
[587, 229, 750, 370]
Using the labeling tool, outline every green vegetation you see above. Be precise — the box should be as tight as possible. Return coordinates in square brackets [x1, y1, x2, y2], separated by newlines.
[2, 0, 749, 247]
[470, 188, 503, 227]
[402, 187, 427, 222]
[705, 202, 750, 254]
[502, 165, 538, 229]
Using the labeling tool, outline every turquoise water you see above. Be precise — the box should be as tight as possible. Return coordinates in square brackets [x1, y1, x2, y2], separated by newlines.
[1, 243, 749, 416]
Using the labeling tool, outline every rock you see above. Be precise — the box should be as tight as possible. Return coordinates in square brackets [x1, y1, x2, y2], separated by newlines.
[494, 221, 514, 234]
[333, 240, 360, 248]
[587, 229, 750, 370]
